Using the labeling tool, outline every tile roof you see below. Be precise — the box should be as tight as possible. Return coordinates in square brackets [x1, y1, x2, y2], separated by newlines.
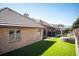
[0, 7, 44, 28]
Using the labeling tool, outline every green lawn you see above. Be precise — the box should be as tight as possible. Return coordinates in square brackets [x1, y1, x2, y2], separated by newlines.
[42, 38, 76, 56]
[1, 38, 76, 56]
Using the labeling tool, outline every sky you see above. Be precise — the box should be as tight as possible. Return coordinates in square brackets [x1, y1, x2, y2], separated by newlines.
[0, 3, 79, 26]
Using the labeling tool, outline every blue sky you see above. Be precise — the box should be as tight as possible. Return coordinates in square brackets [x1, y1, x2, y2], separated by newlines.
[0, 3, 79, 26]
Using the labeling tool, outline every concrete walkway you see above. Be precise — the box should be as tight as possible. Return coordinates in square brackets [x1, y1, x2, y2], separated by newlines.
[44, 37, 56, 41]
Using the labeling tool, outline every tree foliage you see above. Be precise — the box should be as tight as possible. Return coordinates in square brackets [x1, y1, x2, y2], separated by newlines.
[64, 27, 72, 34]
[72, 17, 79, 29]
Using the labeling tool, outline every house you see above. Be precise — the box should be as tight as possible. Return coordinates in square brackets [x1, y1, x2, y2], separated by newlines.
[52, 24, 65, 35]
[32, 19, 65, 38]
[34, 20, 52, 38]
[0, 7, 44, 55]
[34, 19, 65, 38]
[34, 20, 57, 38]
[39, 20, 50, 39]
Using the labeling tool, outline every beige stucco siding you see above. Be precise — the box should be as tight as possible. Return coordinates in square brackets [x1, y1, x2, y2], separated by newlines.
[0, 27, 43, 55]
[0, 28, 10, 54]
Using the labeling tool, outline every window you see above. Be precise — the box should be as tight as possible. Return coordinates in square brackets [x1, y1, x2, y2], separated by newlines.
[9, 28, 21, 42]
[16, 29, 21, 40]
[9, 29, 15, 40]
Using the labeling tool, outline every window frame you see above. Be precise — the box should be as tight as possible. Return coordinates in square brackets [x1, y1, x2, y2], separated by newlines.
[9, 28, 21, 42]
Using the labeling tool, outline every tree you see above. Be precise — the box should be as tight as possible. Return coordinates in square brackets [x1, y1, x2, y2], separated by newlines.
[64, 27, 72, 34]
[72, 17, 79, 29]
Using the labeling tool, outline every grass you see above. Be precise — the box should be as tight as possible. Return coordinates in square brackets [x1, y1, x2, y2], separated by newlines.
[42, 38, 76, 56]
[1, 38, 76, 56]
[2, 40, 55, 56]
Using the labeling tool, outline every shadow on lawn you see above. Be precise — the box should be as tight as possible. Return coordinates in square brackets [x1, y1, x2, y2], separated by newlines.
[1, 40, 55, 56]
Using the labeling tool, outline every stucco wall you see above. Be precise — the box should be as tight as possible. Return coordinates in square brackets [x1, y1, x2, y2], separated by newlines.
[0, 27, 43, 55]
[74, 29, 79, 40]
[74, 29, 79, 45]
